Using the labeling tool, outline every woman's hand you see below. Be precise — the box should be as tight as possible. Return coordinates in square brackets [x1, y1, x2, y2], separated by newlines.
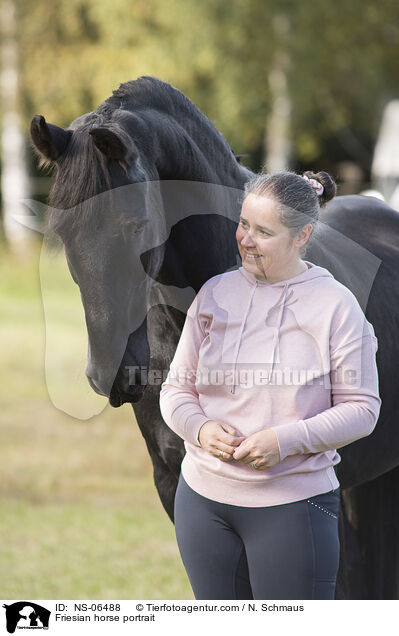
[198, 420, 246, 461]
[232, 429, 281, 469]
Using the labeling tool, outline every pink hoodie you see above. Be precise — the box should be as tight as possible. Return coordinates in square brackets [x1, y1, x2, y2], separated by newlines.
[159, 261, 381, 506]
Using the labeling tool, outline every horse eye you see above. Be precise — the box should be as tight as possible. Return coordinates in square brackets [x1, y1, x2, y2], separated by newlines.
[122, 219, 147, 235]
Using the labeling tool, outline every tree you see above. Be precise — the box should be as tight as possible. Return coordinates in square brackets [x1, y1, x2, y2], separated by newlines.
[0, 0, 31, 252]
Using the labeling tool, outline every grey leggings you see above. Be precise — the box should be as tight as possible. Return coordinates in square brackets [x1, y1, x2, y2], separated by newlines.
[174, 472, 341, 600]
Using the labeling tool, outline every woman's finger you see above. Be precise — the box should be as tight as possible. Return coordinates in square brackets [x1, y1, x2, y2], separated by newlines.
[233, 445, 251, 461]
[240, 452, 264, 465]
[213, 449, 234, 461]
[211, 441, 236, 456]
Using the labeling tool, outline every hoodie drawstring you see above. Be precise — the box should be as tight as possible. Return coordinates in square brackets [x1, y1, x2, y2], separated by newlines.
[266, 282, 289, 383]
[230, 284, 257, 394]
[230, 281, 289, 394]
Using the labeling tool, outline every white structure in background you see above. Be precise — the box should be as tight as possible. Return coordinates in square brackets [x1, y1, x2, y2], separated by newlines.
[358, 189, 385, 201]
[264, 15, 292, 172]
[1, 0, 31, 247]
[371, 99, 399, 210]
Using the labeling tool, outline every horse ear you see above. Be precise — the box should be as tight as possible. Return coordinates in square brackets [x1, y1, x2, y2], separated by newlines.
[30, 115, 72, 161]
[89, 127, 128, 160]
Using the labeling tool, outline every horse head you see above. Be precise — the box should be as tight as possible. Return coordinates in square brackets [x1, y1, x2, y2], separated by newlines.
[30, 108, 164, 407]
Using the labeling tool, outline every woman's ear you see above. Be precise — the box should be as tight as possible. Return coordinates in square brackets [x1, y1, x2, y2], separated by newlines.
[294, 224, 313, 248]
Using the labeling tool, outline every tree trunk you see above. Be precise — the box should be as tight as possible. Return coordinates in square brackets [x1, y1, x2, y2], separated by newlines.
[0, 0, 32, 253]
[264, 15, 292, 172]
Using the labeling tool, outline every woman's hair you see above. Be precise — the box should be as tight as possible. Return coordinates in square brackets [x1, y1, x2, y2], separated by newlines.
[241, 170, 337, 257]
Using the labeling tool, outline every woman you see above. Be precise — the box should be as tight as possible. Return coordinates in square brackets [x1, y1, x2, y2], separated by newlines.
[159, 170, 381, 601]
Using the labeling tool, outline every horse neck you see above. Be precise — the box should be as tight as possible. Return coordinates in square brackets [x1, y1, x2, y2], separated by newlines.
[138, 109, 252, 289]
[147, 109, 250, 187]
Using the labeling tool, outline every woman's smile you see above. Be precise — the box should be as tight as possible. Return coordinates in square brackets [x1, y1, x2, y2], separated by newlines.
[244, 251, 262, 259]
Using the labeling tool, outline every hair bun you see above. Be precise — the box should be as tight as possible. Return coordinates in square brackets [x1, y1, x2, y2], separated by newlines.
[303, 170, 337, 206]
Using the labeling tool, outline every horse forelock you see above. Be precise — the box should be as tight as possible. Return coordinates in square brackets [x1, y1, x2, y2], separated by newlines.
[46, 114, 115, 235]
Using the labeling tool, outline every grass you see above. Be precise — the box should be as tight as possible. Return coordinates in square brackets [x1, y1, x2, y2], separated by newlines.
[0, 240, 193, 599]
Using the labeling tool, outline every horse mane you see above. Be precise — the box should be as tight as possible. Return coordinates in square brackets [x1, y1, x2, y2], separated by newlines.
[105, 75, 190, 115]
[105, 76, 239, 179]
[105, 75, 232, 147]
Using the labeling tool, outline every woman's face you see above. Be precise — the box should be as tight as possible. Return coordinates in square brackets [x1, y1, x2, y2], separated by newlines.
[236, 193, 309, 280]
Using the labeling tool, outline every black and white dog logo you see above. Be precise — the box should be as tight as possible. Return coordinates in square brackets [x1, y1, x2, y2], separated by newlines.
[2, 602, 50, 633]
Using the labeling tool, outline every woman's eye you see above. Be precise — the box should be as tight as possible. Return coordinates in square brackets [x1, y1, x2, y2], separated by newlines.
[239, 221, 269, 236]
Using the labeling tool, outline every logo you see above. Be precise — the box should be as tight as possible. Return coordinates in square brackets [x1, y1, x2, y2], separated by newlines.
[2, 603, 51, 633]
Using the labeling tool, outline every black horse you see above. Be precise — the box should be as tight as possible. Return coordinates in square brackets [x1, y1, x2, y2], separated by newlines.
[30, 75, 399, 599]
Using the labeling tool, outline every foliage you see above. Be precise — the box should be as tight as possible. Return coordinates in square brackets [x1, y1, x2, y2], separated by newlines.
[16, 0, 399, 168]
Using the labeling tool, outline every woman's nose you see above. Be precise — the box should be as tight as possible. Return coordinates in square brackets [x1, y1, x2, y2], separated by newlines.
[241, 231, 256, 246]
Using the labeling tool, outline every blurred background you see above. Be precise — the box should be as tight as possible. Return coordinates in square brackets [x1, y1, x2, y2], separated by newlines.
[1, 0, 399, 598]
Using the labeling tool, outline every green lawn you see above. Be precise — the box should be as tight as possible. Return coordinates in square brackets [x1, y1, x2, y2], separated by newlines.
[0, 241, 193, 599]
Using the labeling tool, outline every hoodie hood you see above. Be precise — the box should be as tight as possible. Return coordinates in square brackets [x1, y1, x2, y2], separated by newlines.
[230, 261, 334, 393]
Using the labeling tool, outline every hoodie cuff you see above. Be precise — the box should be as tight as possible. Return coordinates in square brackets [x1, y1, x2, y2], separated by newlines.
[186, 414, 212, 447]
[269, 421, 305, 462]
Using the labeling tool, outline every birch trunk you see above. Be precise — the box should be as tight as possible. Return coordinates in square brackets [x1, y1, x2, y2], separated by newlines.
[1, 0, 31, 251]
[264, 15, 292, 172]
